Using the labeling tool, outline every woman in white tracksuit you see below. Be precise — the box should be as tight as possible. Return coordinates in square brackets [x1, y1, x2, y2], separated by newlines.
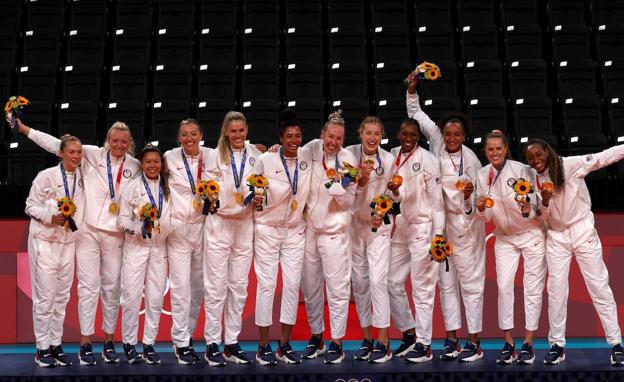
[26, 135, 85, 368]
[524, 139, 624, 366]
[346, 116, 397, 364]
[405, 76, 486, 362]
[163, 119, 212, 365]
[475, 131, 546, 365]
[386, 118, 445, 364]
[202, 111, 262, 366]
[300, 111, 357, 364]
[253, 109, 313, 365]
[117, 145, 172, 365]
[15, 119, 140, 365]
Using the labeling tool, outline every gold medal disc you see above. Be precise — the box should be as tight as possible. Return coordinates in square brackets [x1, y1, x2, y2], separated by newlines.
[193, 198, 202, 211]
[235, 192, 244, 206]
[108, 202, 119, 215]
[290, 199, 298, 211]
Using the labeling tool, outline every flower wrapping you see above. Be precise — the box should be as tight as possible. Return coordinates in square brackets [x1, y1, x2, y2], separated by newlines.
[430, 235, 453, 271]
[196, 179, 220, 215]
[245, 173, 269, 210]
[138, 202, 157, 238]
[5, 96, 29, 128]
[403, 61, 442, 84]
[57, 196, 78, 232]
[511, 177, 534, 217]
[325, 161, 360, 188]
[369, 194, 396, 232]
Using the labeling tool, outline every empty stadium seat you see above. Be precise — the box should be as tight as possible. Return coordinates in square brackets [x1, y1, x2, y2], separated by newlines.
[417, 59, 458, 99]
[200, 0, 236, 33]
[105, 100, 146, 147]
[329, 61, 369, 101]
[562, 96, 608, 152]
[241, 63, 280, 101]
[504, 24, 542, 60]
[513, 96, 557, 146]
[109, 64, 149, 102]
[151, 101, 192, 149]
[155, 27, 194, 66]
[372, 26, 411, 63]
[464, 60, 503, 98]
[414, 0, 453, 27]
[197, 63, 236, 103]
[244, 0, 279, 31]
[416, 25, 455, 61]
[547, 0, 585, 26]
[69, 0, 108, 34]
[329, 26, 367, 63]
[460, 24, 499, 61]
[61, 65, 102, 103]
[467, 97, 508, 143]
[557, 59, 596, 99]
[372, 0, 409, 28]
[285, 63, 324, 101]
[458, 0, 496, 26]
[509, 59, 548, 98]
[286, 0, 322, 30]
[17, 65, 57, 103]
[242, 99, 280, 144]
[501, 0, 540, 26]
[285, 27, 323, 64]
[66, 29, 106, 68]
[158, 0, 195, 30]
[374, 61, 412, 101]
[199, 28, 237, 66]
[112, 27, 152, 69]
[286, 99, 325, 141]
[116, 0, 153, 34]
[329, 0, 365, 30]
[153, 64, 193, 102]
[595, 24, 624, 61]
[591, 0, 624, 26]
[242, 28, 279, 67]
[420, 97, 463, 126]
[551, 24, 591, 61]
[58, 101, 99, 144]
[602, 60, 624, 100]
[197, 99, 236, 147]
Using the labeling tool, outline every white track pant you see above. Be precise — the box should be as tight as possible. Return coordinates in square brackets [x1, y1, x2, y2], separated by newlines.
[301, 229, 352, 340]
[437, 225, 486, 334]
[546, 220, 622, 347]
[203, 215, 253, 345]
[28, 237, 75, 350]
[388, 220, 437, 345]
[76, 224, 124, 336]
[495, 229, 546, 331]
[120, 242, 168, 345]
[254, 223, 306, 327]
[168, 220, 204, 347]
[351, 219, 391, 329]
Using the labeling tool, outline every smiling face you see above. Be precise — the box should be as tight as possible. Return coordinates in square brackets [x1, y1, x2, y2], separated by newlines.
[178, 122, 202, 155]
[321, 123, 345, 155]
[107, 129, 131, 158]
[280, 126, 303, 157]
[526, 144, 549, 174]
[61, 141, 83, 172]
[443, 122, 465, 153]
[485, 137, 508, 169]
[141, 151, 162, 180]
[225, 119, 247, 150]
[360, 122, 383, 155]
[398, 122, 420, 152]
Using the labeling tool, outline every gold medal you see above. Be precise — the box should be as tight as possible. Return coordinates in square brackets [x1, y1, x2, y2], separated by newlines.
[193, 198, 202, 211]
[235, 192, 244, 206]
[108, 202, 119, 215]
[290, 199, 298, 211]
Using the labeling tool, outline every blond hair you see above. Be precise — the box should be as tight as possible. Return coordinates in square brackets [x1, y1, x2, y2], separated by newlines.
[358, 115, 385, 137]
[217, 111, 247, 165]
[322, 110, 346, 134]
[104, 121, 136, 156]
[59, 134, 81, 151]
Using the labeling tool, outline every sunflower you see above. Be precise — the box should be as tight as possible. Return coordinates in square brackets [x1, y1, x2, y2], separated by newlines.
[4, 100, 12, 113]
[374, 195, 393, 215]
[148, 208, 157, 221]
[513, 178, 532, 196]
[430, 247, 446, 262]
[207, 180, 219, 194]
[17, 96, 29, 105]
[57, 197, 76, 217]
[196, 183, 206, 195]
[255, 176, 265, 187]
[444, 242, 453, 255]
[432, 236, 444, 247]
[428, 68, 440, 81]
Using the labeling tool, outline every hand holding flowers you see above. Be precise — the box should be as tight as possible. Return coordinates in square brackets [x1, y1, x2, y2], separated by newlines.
[57, 197, 78, 231]
[139, 203, 157, 239]
[430, 235, 453, 271]
[247, 173, 269, 212]
[196, 179, 220, 215]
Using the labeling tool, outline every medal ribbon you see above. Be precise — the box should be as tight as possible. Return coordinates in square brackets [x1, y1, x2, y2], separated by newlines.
[322, 152, 340, 172]
[487, 160, 506, 195]
[181, 150, 203, 195]
[360, 147, 382, 173]
[60, 163, 77, 199]
[229, 148, 247, 191]
[279, 147, 298, 196]
[392, 147, 417, 173]
[449, 148, 464, 176]
[107, 151, 125, 200]
[141, 174, 164, 219]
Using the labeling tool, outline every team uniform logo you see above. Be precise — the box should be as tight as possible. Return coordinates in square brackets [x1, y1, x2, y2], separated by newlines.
[249, 157, 255, 166]
[299, 161, 308, 170]
[123, 169, 132, 178]
[507, 178, 516, 187]
[375, 167, 384, 175]
[412, 163, 421, 172]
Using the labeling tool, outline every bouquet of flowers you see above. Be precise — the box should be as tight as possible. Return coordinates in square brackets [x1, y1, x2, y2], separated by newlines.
[430, 235, 453, 271]
[511, 178, 534, 217]
[246, 173, 269, 211]
[325, 161, 360, 189]
[5, 96, 29, 128]
[57, 197, 78, 232]
[196, 179, 220, 215]
[138, 203, 157, 239]
[404, 61, 441, 83]
[369, 194, 398, 232]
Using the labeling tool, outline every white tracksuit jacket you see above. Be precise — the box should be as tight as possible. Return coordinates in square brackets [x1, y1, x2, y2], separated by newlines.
[387, 145, 445, 345]
[164, 146, 213, 347]
[26, 164, 85, 350]
[407, 91, 486, 334]
[476, 160, 546, 331]
[345, 144, 396, 330]
[202, 143, 261, 345]
[117, 175, 172, 346]
[253, 147, 313, 327]
[28, 129, 140, 336]
[301, 139, 357, 340]
[535, 145, 624, 347]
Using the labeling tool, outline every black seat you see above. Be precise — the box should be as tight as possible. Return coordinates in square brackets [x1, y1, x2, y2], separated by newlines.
[504, 24, 542, 60]
[420, 97, 463, 129]
[603, 60, 624, 100]
[150, 101, 192, 150]
[464, 60, 503, 98]
[414, 0, 453, 27]
[562, 96, 608, 152]
[105, 101, 147, 147]
[329, 61, 369, 101]
[244, 0, 279, 31]
[197, 99, 237, 147]
[460, 24, 499, 61]
[199, 28, 237, 65]
[286, 99, 325, 142]
[153, 63, 193, 102]
[200, 0, 236, 33]
[22, 32, 60, 69]
[416, 25, 455, 61]
[329, 26, 367, 63]
[197, 63, 236, 104]
[112, 27, 152, 69]
[591, 0, 624, 27]
[513, 96, 557, 146]
[329, 0, 365, 31]
[158, 0, 195, 30]
[286, 0, 322, 30]
[285, 62, 324, 101]
[61, 65, 102, 103]
[26, 0, 64, 36]
[417, 59, 458, 99]
[242, 99, 280, 145]
[109, 64, 149, 102]
[66, 29, 106, 68]
[509, 59, 548, 98]
[374, 61, 412, 101]
[286, 27, 323, 64]
[501, 0, 540, 26]
[58, 101, 99, 144]
[242, 28, 279, 67]
[155, 27, 194, 66]
[69, 0, 108, 34]
[17, 65, 57, 103]
[116, 0, 153, 35]
[547, 0, 585, 26]
[551, 24, 590, 61]
[372, 26, 411, 63]
[557, 59, 596, 99]
[241, 63, 280, 101]
[595, 24, 624, 62]
[372, 0, 409, 28]
[458, 0, 496, 27]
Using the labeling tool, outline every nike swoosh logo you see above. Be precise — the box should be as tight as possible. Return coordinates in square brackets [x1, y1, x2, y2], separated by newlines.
[276, 170, 283, 173]
[57, 184, 64, 187]
[330, 236, 337, 240]
[177, 167, 183, 170]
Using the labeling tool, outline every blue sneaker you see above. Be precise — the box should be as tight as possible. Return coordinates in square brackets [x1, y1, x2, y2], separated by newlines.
[439, 337, 461, 360]
[123, 343, 141, 364]
[174, 345, 196, 365]
[611, 343, 624, 366]
[204, 343, 226, 367]
[188, 337, 200, 363]
[458, 340, 484, 362]
[405, 342, 432, 363]
[35, 348, 55, 368]
[50, 345, 72, 366]
[496, 342, 517, 365]
[369, 341, 392, 364]
[277, 342, 302, 364]
[256, 343, 277, 366]
[102, 342, 120, 363]
[543, 344, 565, 365]
[324, 341, 345, 364]
[78, 343, 96, 366]
[302, 335, 326, 359]
[393, 331, 416, 357]
[517, 343, 535, 365]
[224, 343, 251, 364]
[353, 339, 373, 361]
[142, 344, 161, 365]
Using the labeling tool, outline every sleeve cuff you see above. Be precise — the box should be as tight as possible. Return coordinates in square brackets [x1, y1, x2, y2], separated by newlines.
[328, 182, 347, 196]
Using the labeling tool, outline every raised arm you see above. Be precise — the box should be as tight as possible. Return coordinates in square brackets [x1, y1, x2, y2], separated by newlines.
[574, 143, 624, 178]
[405, 77, 444, 156]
